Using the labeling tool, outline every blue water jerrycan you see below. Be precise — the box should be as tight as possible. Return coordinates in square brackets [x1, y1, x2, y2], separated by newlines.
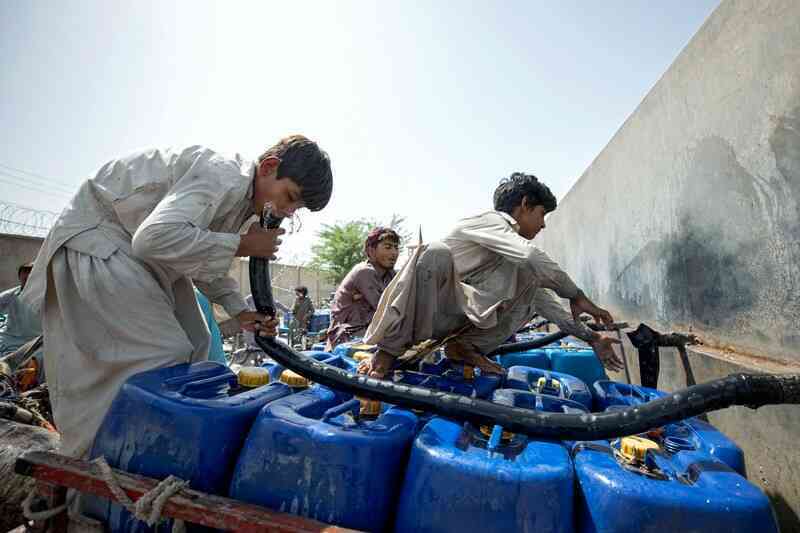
[495, 347, 551, 370]
[592, 380, 746, 475]
[572, 432, 776, 533]
[229, 385, 417, 532]
[330, 339, 372, 359]
[390, 369, 501, 400]
[265, 351, 357, 388]
[547, 346, 607, 386]
[394, 388, 586, 533]
[83, 361, 292, 532]
[505, 365, 592, 410]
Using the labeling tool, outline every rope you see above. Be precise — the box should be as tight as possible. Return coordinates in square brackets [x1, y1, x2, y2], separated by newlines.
[95, 456, 188, 527]
[21, 457, 188, 531]
[21, 489, 71, 521]
[23, 487, 108, 531]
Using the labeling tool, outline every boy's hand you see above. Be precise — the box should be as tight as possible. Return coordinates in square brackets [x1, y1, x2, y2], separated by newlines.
[257, 318, 280, 337]
[236, 311, 279, 337]
[570, 291, 614, 326]
[236, 224, 286, 259]
[588, 335, 625, 372]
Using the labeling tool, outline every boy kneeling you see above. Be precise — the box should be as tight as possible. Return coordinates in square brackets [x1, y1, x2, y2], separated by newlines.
[360, 172, 623, 378]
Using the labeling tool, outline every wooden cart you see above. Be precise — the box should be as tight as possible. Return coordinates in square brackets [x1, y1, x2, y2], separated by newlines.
[14, 451, 360, 533]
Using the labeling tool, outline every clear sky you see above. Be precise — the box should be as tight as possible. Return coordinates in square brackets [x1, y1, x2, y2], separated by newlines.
[0, 0, 719, 263]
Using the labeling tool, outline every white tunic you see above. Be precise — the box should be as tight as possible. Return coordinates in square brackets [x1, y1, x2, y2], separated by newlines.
[365, 211, 594, 354]
[21, 146, 256, 457]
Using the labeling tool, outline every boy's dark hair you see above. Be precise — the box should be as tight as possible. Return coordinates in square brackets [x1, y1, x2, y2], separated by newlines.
[493, 172, 557, 214]
[260, 135, 333, 212]
[364, 227, 400, 255]
[295, 286, 308, 297]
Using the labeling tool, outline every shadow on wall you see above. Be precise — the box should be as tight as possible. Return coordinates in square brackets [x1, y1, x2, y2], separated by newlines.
[611, 108, 800, 360]
[767, 489, 800, 532]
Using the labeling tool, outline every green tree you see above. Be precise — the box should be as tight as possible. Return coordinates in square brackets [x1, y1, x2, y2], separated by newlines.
[310, 213, 412, 285]
[311, 220, 371, 284]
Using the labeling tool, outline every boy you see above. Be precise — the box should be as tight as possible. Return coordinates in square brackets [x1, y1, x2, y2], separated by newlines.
[0, 262, 41, 357]
[361, 172, 623, 378]
[290, 285, 315, 347]
[326, 227, 400, 349]
[22, 135, 332, 457]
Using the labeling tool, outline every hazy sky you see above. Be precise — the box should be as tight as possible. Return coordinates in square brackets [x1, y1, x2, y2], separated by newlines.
[1, 0, 719, 262]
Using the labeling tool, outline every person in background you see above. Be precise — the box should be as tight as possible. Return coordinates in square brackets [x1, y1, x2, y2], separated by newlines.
[0, 262, 41, 357]
[325, 227, 400, 350]
[360, 172, 624, 379]
[290, 286, 314, 347]
[194, 287, 227, 365]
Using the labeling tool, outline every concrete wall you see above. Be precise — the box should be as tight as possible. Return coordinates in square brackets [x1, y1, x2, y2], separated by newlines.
[228, 258, 337, 312]
[537, 0, 800, 528]
[538, 0, 800, 364]
[0, 234, 42, 291]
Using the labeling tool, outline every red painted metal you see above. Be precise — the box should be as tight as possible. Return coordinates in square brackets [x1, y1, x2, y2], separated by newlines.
[15, 451, 361, 533]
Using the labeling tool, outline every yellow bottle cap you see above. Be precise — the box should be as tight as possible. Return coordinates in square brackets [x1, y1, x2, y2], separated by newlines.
[351, 343, 376, 352]
[535, 377, 561, 392]
[352, 351, 373, 363]
[280, 369, 310, 388]
[237, 367, 270, 388]
[618, 436, 660, 463]
[479, 425, 514, 442]
[357, 396, 382, 417]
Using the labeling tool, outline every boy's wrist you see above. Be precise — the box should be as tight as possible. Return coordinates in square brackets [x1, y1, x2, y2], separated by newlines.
[586, 331, 602, 344]
[235, 234, 252, 257]
[571, 289, 587, 303]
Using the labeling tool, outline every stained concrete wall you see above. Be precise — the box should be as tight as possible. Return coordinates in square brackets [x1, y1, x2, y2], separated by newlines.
[541, 0, 800, 362]
[538, 0, 800, 364]
[0, 234, 42, 291]
[536, 0, 800, 528]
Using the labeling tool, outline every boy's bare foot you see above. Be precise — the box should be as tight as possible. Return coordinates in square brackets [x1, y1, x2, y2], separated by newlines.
[357, 349, 395, 379]
[444, 341, 505, 375]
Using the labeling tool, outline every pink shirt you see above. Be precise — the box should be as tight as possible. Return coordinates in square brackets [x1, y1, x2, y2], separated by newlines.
[327, 261, 395, 347]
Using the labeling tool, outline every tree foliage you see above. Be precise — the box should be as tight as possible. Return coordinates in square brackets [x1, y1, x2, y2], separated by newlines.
[310, 213, 411, 285]
[310, 220, 371, 284]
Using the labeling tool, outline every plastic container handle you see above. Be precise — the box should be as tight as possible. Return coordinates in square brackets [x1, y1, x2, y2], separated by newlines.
[178, 374, 238, 396]
[321, 398, 361, 422]
[487, 424, 505, 451]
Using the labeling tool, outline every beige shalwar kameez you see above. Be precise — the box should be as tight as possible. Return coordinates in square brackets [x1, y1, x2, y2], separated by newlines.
[21, 146, 256, 457]
[364, 211, 594, 357]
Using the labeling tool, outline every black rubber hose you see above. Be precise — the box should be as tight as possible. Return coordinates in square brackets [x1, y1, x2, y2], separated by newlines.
[489, 331, 569, 356]
[248, 211, 284, 318]
[492, 321, 630, 356]
[515, 317, 549, 333]
[250, 219, 800, 439]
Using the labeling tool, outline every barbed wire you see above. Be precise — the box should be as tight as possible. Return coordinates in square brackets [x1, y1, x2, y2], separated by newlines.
[0, 201, 58, 237]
